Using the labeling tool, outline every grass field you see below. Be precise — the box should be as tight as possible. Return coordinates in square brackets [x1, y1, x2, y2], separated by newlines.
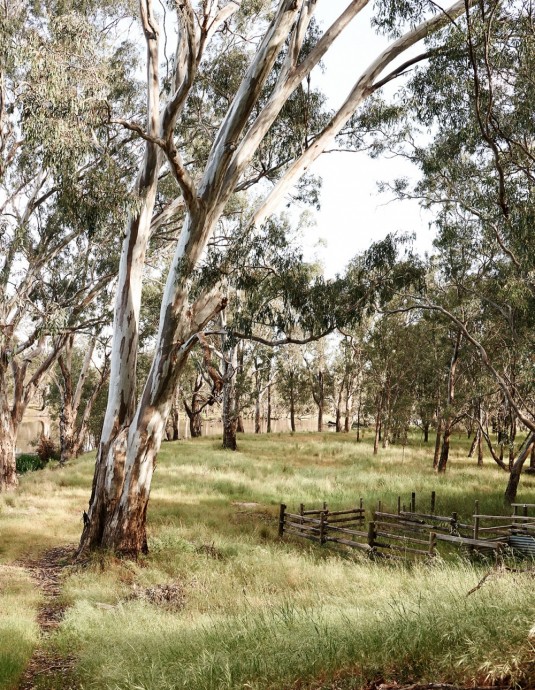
[0, 431, 534, 689]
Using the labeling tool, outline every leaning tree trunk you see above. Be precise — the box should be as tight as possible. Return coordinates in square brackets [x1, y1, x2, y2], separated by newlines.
[504, 432, 535, 505]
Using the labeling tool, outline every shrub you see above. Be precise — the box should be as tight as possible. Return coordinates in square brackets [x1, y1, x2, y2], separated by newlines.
[35, 435, 60, 465]
[16, 454, 44, 474]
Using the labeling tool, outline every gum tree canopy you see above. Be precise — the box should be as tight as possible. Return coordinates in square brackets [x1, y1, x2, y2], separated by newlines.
[0, 0, 134, 491]
[79, 0, 473, 556]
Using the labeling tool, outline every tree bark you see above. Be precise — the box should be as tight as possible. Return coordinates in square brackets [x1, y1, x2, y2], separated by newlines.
[433, 414, 442, 470]
[437, 330, 462, 473]
[316, 370, 324, 432]
[373, 391, 383, 456]
[504, 432, 535, 505]
[267, 383, 272, 433]
[0, 408, 18, 491]
[289, 372, 296, 432]
[222, 345, 238, 450]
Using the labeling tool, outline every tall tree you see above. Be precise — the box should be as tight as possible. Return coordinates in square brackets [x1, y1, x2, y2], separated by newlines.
[79, 0, 474, 555]
[0, 1, 133, 490]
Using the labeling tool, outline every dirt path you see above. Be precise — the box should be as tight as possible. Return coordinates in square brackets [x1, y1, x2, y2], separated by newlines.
[17, 546, 77, 690]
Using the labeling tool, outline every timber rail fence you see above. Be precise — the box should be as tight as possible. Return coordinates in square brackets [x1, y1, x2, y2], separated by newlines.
[278, 494, 535, 561]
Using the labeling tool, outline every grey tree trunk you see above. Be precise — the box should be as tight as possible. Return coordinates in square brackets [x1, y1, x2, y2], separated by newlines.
[437, 331, 462, 473]
[222, 346, 238, 450]
[504, 433, 535, 504]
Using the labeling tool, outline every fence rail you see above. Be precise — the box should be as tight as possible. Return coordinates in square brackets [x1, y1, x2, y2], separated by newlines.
[278, 492, 535, 561]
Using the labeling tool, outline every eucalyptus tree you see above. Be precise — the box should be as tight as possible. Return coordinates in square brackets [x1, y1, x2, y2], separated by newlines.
[366, 0, 535, 499]
[0, 0, 136, 490]
[48, 335, 111, 464]
[79, 0, 475, 555]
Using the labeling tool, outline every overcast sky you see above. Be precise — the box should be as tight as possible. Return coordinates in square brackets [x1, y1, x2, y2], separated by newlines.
[298, 2, 435, 277]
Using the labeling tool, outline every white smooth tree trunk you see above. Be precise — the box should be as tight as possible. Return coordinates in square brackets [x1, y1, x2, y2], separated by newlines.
[79, 0, 473, 555]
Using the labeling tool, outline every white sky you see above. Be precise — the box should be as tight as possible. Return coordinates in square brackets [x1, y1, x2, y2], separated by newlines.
[298, 2, 435, 277]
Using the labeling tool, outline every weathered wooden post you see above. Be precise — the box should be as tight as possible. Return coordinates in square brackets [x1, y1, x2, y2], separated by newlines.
[397, 496, 401, 515]
[411, 492, 416, 513]
[429, 531, 437, 558]
[430, 491, 436, 514]
[319, 511, 326, 545]
[367, 520, 376, 549]
[473, 501, 480, 540]
[278, 504, 286, 538]
[451, 511, 458, 535]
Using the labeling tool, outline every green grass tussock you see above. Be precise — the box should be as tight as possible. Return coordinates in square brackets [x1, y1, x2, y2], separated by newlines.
[0, 566, 41, 689]
[1, 431, 534, 689]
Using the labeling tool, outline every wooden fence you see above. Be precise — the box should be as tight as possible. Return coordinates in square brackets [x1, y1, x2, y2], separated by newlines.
[278, 494, 535, 561]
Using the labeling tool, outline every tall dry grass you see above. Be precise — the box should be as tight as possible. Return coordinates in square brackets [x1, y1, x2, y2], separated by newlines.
[1, 431, 533, 689]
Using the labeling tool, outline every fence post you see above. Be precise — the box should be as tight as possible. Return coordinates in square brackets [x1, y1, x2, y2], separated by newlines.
[397, 496, 401, 515]
[278, 504, 286, 538]
[451, 511, 458, 535]
[360, 497, 364, 513]
[473, 501, 479, 540]
[299, 503, 305, 516]
[367, 520, 376, 549]
[319, 511, 326, 545]
[430, 491, 436, 514]
[429, 531, 437, 558]
[411, 492, 416, 513]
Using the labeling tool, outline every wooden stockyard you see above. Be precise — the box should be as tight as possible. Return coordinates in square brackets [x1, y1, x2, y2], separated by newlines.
[278, 494, 535, 561]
